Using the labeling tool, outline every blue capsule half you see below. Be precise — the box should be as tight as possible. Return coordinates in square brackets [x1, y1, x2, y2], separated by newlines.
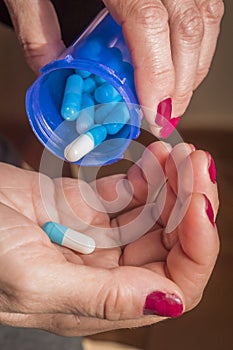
[61, 74, 83, 121]
[94, 102, 118, 124]
[76, 93, 95, 134]
[86, 124, 107, 147]
[78, 38, 103, 60]
[103, 103, 130, 135]
[83, 77, 97, 94]
[94, 75, 106, 85]
[75, 69, 92, 78]
[94, 83, 122, 104]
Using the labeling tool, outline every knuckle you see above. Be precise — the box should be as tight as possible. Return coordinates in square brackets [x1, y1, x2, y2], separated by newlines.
[89, 270, 137, 321]
[173, 91, 193, 110]
[176, 7, 204, 46]
[47, 315, 81, 337]
[135, 63, 174, 90]
[128, 0, 168, 29]
[200, 0, 224, 23]
[21, 41, 46, 60]
[97, 272, 137, 322]
[103, 284, 126, 321]
[149, 66, 174, 84]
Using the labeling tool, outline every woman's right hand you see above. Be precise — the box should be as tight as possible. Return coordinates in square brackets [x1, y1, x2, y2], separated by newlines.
[4, 0, 224, 137]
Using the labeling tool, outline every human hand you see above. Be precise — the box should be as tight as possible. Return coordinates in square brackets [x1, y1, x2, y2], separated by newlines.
[104, 0, 224, 136]
[4, 0, 224, 138]
[3, 0, 66, 72]
[0, 142, 219, 336]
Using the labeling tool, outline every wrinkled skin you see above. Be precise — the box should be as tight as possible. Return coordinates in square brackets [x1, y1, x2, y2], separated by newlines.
[0, 142, 219, 336]
[4, 0, 224, 132]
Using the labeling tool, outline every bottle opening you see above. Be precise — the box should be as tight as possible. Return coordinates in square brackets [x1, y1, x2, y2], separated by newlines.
[26, 62, 141, 166]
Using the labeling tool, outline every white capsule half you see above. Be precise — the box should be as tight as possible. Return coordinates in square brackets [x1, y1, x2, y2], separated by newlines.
[64, 134, 95, 162]
[63, 228, 95, 254]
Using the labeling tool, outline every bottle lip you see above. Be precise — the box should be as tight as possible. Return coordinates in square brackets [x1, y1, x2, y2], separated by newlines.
[26, 58, 141, 166]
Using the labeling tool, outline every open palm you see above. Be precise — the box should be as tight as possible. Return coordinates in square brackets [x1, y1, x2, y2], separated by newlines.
[0, 142, 219, 336]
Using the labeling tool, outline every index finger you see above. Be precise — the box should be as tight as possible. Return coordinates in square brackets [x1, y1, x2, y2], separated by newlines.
[103, 0, 176, 136]
[92, 141, 171, 215]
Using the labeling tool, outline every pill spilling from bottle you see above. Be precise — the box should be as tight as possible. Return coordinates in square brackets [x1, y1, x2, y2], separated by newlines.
[42, 221, 96, 255]
[61, 69, 131, 162]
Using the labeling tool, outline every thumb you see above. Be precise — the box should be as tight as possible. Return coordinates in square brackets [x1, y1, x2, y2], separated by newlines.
[4, 0, 65, 73]
[31, 264, 184, 320]
[104, 0, 177, 137]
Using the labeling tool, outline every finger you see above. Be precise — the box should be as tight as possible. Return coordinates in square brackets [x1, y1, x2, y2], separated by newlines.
[121, 229, 168, 266]
[90, 174, 134, 218]
[154, 143, 195, 230]
[111, 202, 160, 246]
[162, 0, 204, 117]
[103, 0, 176, 136]
[163, 149, 218, 249]
[44, 264, 184, 319]
[1, 249, 184, 320]
[53, 177, 109, 230]
[166, 193, 219, 309]
[4, 0, 65, 73]
[194, 0, 224, 88]
[92, 141, 171, 215]
[164, 142, 196, 204]
[166, 149, 218, 214]
[135, 141, 171, 201]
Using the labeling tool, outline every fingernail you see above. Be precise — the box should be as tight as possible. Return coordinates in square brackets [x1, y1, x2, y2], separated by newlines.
[161, 141, 173, 152]
[206, 152, 216, 184]
[204, 195, 215, 226]
[143, 291, 183, 318]
[160, 116, 181, 139]
[155, 98, 172, 127]
[190, 144, 196, 151]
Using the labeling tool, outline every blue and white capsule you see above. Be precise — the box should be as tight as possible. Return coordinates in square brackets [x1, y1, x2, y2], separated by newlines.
[76, 93, 95, 134]
[64, 124, 107, 162]
[61, 74, 83, 121]
[94, 102, 118, 124]
[42, 222, 95, 254]
[103, 103, 130, 135]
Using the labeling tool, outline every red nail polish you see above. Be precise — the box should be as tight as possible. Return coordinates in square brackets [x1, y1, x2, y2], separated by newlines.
[160, 116, 180, 139]
[155, 98, 172, 127]
[144, 291, 183, 318]
[204, 195, 215, 226]
[206, 152, 216, 184]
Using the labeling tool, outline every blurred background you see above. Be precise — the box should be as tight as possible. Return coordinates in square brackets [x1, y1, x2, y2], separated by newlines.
[0, 0, 232, 349]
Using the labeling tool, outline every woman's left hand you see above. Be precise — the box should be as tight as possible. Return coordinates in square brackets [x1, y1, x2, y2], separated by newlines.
[0, 142, 219, 336]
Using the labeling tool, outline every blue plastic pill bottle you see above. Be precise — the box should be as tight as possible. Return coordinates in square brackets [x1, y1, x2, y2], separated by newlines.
[26, 8, 141, 166]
